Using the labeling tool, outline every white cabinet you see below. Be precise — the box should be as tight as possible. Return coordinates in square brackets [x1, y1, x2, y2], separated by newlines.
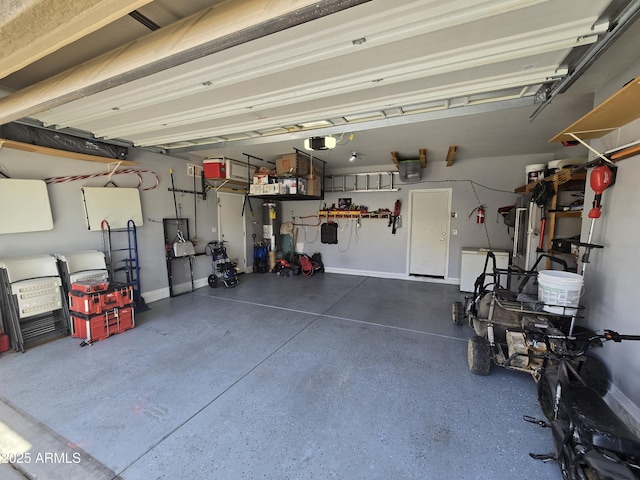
[460, 248, 510, 292]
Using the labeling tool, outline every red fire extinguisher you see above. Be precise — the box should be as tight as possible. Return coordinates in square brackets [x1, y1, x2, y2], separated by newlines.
[476, 205, 485, 224]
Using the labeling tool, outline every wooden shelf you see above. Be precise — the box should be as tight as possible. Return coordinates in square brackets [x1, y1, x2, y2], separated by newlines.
[550, 77, 640, 143]
[514, 171, 586, 193]
[0, 138, 137, 165]
[550, 211, 582, 218]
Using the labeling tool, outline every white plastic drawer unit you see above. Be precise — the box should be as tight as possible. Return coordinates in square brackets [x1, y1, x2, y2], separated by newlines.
[11, 277, 63, 318]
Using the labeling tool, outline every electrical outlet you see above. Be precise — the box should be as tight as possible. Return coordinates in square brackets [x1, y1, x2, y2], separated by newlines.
[187, 164, 203, 177]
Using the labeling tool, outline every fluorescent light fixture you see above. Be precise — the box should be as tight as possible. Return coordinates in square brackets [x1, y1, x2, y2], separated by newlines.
[304, 136, 336, 150]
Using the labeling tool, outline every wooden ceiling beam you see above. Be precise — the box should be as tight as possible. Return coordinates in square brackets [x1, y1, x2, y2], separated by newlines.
[446, 145, 458, 166]
[390, 151, 399, 168]
[0, 0, 154, 80]
[0, 0, 371, 126]
[419, 148, 427, 168]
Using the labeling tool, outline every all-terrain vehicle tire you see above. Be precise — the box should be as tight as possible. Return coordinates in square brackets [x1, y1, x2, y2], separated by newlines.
[468, 335, 491, 375]
[537, 370, 556, 421]
[452, 301, 464, 325]
[579, 354, 609, 397]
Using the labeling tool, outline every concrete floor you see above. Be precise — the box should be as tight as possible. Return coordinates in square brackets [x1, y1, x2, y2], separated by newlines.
[0, 273, 562, 479]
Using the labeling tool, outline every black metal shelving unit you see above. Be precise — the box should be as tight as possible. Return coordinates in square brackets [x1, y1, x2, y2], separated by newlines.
[249, 149, 326, 201]
[163, 218, 196, 297]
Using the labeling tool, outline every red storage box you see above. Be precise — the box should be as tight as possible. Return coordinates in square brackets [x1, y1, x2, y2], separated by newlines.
[100, 284, 134, 310]
[71, 307, 135, 344]
[71, 279, 110, 293]
[203, 159, 226, 179]
[68, 284, 133, 315]
[69, 291, 104, 315]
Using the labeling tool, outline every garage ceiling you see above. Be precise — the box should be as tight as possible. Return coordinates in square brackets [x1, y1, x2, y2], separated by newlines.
[0, 0, 638, 170]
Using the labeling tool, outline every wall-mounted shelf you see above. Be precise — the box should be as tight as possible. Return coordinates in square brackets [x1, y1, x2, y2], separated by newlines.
[0, 138, 137, 165]
[201, 177, 248, 200]
[515, 171, 586, 193]
[550, 77, 640, 144]
[515, 171, 586, 270]
[552, 211, 582, 219]
[318, 210, 390, 219]
[324, 171, 399, 193]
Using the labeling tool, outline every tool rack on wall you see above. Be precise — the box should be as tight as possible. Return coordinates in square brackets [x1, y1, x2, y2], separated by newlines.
[163, 218, 195, 297]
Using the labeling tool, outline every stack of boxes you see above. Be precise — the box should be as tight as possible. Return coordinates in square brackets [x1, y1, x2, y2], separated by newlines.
[249, 153, 322, 196]
[69, 279, 135, 345]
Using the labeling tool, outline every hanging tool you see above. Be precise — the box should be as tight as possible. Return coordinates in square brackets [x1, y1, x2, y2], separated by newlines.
[192, 170, 201, 245]
[170, 168, 179, 219]
[581, 163, 616, 276]
[531, 180, 554, 252]
[389, 199, 401, 234]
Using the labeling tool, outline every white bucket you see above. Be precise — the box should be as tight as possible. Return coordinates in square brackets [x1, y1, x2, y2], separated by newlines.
[537, 270, 584, 315]
[526, 163, 546, 184]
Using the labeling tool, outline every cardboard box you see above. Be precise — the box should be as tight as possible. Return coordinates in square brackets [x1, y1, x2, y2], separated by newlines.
[262, 183, 283, 195]
[276, 153, 310, 176]
[253, 175, 277, 185]
[306, 175, 323, 196]
[279, 177, 306, 195]
[249, 184, 264, 195]
[311, 163, 323, 177]
[203, 159, 226, 179]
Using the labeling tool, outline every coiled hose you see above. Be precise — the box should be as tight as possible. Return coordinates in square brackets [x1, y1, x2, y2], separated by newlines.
[299, 255, 316, 277]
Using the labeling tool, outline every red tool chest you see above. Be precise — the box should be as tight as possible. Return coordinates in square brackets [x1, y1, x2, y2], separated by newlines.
[71, 279, 110, 293]
[68, 281, 135, 344]
[68, 284, 133, 315]
[71, 307, 135, 345]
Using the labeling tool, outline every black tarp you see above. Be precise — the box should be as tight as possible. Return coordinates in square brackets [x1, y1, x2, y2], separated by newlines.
[1, 122, 128, 160]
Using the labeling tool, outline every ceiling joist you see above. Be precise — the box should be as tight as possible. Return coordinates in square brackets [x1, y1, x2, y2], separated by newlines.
[0, 0, 371, 126]
[446, 145, 458, 166]
[0, 0, 154, 80]
[391, 148, 428, 168]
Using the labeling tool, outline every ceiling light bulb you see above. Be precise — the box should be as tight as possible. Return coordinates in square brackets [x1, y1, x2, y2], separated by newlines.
[349, 152, 357, 162]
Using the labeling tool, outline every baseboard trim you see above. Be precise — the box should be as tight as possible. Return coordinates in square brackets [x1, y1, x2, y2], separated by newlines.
[142, 277, 209, 304]
[605, 383, 640, 436]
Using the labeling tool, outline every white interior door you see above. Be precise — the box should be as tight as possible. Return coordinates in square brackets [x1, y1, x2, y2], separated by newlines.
[217, 192, 247, 272]
[408, 189, 451, 277]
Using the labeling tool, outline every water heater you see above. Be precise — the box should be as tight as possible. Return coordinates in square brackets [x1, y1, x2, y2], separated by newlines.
[262, 202, 280, 250]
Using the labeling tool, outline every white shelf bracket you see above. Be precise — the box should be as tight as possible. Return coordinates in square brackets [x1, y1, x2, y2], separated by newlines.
[567, 133, 615, 165]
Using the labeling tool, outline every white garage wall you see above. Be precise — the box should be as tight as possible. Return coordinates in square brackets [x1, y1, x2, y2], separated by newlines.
[0, 142, 558, 298]
[581, 60, 640, 423]
[0, 147, 222, 302]
[285, 152, 558, 281]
